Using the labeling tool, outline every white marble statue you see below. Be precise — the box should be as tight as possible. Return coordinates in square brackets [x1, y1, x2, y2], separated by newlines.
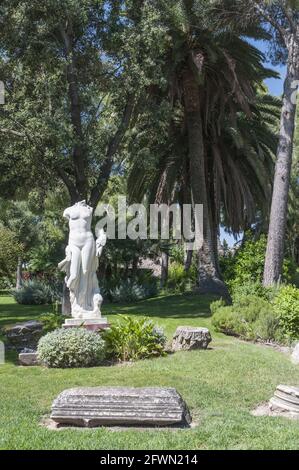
[58, 200, 106, 320]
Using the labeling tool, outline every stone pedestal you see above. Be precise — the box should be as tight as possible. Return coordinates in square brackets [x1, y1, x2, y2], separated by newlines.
[269, 385, 299, 414]
[172, 326, 212, 351]
[51, 387, 191, 427]
[63, 318, 109, 331]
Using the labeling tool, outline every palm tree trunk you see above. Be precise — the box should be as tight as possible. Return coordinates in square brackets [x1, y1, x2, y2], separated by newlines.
[182, 67, 229, 298]
[263, 39, 299, 286]
[16, 256, 23, 290]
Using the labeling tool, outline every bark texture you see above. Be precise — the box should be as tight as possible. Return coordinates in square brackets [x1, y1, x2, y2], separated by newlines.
[264, 35, 299, 286]
[182, 66, 229, 298]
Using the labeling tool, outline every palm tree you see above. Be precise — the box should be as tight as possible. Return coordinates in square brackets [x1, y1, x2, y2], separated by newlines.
[129, 0, 279, 296]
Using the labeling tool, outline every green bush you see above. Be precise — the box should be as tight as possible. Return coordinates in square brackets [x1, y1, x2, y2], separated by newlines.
[211, 306, 244, 336]
[220, 234, 297, 292]
[274, 285, 299, 340]
[37, 328, 105, 368]
[12, 280, 57, 305]
[103, 315, 166, 361]
[212, 295, 281, 342]
[231, 281, 277, 303]
[108, 279, 157, 303]
[39, 311, 64, 334]
[210, 298, 227, 315]
[165, 262, 195, 293]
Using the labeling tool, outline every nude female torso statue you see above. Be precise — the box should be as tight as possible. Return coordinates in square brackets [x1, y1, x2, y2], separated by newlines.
[58, 201, 106, 319]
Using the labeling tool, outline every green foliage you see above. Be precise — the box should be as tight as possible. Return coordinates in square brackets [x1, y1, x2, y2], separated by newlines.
[231, 280, 277, 302]
[39, 307, 64, 334]
[12, 280, 59, 305]
[220, 234, 297, 292]
[0, 226, 23, 279]
[274, 285, 299, 340]
[221, 236, 267, 291]
[37, 328, 105, 368]
[108, 278, 158, 303]
[103, 315, 166, 362]
[165, 262, 196, 293]
[212, 295, 281, 342]
[210, 298, 227, 315]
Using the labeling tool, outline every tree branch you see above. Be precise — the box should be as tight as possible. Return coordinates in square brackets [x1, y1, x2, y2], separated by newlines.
[60, 22, 88, 200]
[281, 2, 297, 34]
[89, 94, 135, 208]
[0, 128, 24, 137]
[254, 2, 288, 47]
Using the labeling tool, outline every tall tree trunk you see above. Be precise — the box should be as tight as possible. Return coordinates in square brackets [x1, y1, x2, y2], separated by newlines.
[16, 256, 23, 290]
[160, 251, 169, 287]
[60, 24, 88, 202]
[184, 249, 193, 272]
[183, 66, 229, 299]
[263, 39, 299, 286]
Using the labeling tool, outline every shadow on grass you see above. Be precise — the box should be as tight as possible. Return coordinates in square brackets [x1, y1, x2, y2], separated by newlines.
[103, 293, 218, 320]
[0, 303, 51, 329]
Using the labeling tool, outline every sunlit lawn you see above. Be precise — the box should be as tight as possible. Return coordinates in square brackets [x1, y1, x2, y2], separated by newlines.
[1, 293, 299, 450]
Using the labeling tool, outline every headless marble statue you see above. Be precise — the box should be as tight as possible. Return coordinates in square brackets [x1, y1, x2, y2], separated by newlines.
[58, 200, 106, 321]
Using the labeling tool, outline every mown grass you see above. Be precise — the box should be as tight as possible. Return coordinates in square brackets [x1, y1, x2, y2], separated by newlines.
[0, 293, 299, 450]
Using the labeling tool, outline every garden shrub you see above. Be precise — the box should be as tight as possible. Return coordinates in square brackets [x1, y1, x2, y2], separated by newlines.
[220, 233, 297, 292]
[37, 328, 105, 368]
[212, 295, 281, 342]
[39, 310, 64, 334]
[274, 285, 299, 340]
[109, 279, 157, 303]
[103, 315, 166, 361]
[210, 298, 227, 315]
[231, 281, 277, 303]
[12, 280, 56, 305]
[165, 262, 195, 293]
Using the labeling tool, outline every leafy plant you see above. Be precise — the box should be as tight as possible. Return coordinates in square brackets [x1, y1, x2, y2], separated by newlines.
[103, 315, 166, 361]
[109, 279, 157, 303]
[12, 280, 58, 305]
[210, 298, 227, 315]
[212, 295, 281, 342]
[231, 281, 277, 303]
[39, 305, 64, 334]
[220, 234, 297, 293]
[37, 328, 105, 368]
[165, 262, 196, 293]
[274, 285, 299, 340]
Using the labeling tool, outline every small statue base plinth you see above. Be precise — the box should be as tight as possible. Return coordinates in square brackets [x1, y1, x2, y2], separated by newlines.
[63, 318, 109, 331]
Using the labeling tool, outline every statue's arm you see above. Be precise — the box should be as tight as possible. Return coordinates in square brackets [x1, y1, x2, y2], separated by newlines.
[96, 229, 107, 257]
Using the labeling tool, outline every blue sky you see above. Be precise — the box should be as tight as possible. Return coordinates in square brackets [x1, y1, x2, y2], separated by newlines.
[220, 40, 285, 247]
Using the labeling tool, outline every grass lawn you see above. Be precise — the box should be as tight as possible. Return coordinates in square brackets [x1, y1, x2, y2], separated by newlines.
[0, 293, 299, 450]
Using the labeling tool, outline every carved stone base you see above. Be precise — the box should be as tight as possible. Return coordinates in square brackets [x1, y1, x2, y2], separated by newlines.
[63, 318, 109, 331]
[269, 385, 299, 414]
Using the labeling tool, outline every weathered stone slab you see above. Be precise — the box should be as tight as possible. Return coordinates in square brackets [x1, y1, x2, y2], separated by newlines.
[51, 387, 191, 427]
[172, 326, 211, 351]
[269, 385, 299, 414]
[4, 321, 43, 351]
[19, 352, 39, 366]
